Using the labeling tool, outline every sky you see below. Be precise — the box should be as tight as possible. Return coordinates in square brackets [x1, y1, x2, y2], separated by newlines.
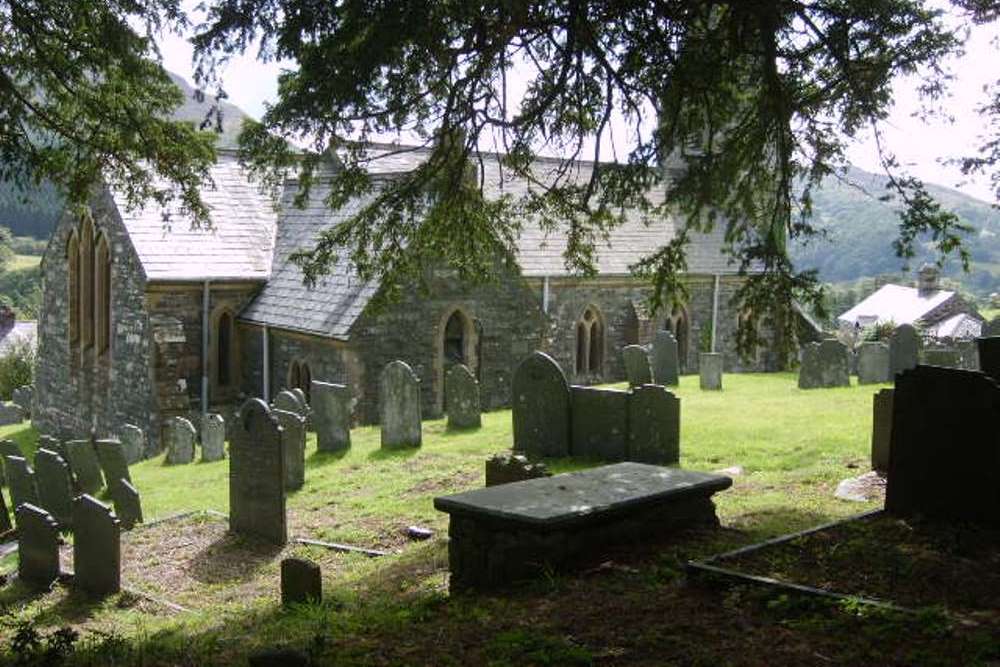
[158, 8, 1000, 203]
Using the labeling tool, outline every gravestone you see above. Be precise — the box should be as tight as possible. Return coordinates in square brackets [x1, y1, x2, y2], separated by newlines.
[445, 364, 481, 430]
[34, 449, 74, 529]
[651, 330, 680, 386]
[798, 339, 850, 389]
[699, 352, 723, 390]
[380, 360, 422, 449]
[979, 336, 1000, 383]
[0, 484, 10, 533]
[856, 342, 891, 384]
[312, 381, 352, 453]
[64, 440, 104, 494]
[512, 352, 571, 458]
[281, 557, 322, 606]
[11, 385, 33, 419]
[72, 494, 121, 596]
[37, 435, 66, 462]
[0, 402, 22, 425]
[16, 504, 60, 589]
[627, 385, 680, 465]
[622, 345, 653, 387]
[109, 478, 143, 530]
[165, 416, 196, 465]
[923, 347, 961, 368]
[957, 339, 979, 371]
[95, 439, 131, 487]
[0, 438, 21, 486]
[889, 324, 920, 378]
[871, 389, 894, 473]
[230, 398, 287, 545]
[201, 413, 226, 462]
[273, 390, 304, 417]
[290, 387, 313, 429]
[120, 424, 145, 464]
[570, 387, 629, 460]
[484, 454, 551, 487]
[5, 455, 39, 512]
[885, 366, 1000, 524]
[273, 409, 306, 491]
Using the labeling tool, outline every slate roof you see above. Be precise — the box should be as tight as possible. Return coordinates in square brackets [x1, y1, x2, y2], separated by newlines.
[926, 312, 983, 339]
[837, 284, 955, 327]
[114, 152, 278, 281]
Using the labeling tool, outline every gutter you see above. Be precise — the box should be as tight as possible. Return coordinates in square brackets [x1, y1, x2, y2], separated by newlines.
[711, 274, 720, 353]
[201, 280, 210, 415]
[262, 325, 270, 403]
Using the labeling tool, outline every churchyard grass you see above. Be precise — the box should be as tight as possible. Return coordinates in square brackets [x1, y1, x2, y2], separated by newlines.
[9, 373, 979, 665]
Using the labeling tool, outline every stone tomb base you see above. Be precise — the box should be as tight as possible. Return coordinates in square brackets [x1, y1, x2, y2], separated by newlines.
[435, 462, 731, 591]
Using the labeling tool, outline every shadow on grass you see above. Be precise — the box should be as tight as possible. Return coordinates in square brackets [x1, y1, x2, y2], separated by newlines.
[187, 532, 284, 585]
[366, 446, 421, 462]
[306, 449, 349, 468]
[0, 579, 105, 627]
[2, 423, 38, 458]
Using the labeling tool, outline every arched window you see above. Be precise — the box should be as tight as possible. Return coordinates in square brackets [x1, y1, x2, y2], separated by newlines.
[737, 308, 763, 366]
[664, 305, 690, 371]
[575, 306, 605, 376]
[444, 310, 468, 366]
[287, 359, 312, 402]
[288, 360, 300, 390]
[79, 217, 94, 347]
[217, 311, 233, 387]
[67, 232, 80, 344]
[94, 234, 111, 354]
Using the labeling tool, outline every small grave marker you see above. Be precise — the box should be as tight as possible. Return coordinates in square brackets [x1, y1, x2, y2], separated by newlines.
[165, 416, 196, 465]
[109, 479, 143, 530]
[273, 408, 306, 491]
[201, 413, 226, 462]
[120, 424, 146, 464]
[5, 455, 39, 513]
[16, 504, 60, 589]
[281, 557, 322, 606]
[699, 352, 723, 390]
[72, 494, 121, 596]
[889, 324, 920, 378]
[485, 453, 551, 487]
[445, 364, 481, 429]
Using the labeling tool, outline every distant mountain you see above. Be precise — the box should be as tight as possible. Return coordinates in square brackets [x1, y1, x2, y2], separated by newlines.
[791, 166, 1000, 296]
[165, 71, 250, 150]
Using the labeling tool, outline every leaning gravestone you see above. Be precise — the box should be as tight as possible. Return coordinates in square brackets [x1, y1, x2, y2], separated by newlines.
[380, 360, 422, 449]
[5, 455, 39, 512]
[699, 352, 723, 390]
[627, 385, 680, 465]
[570, 387, 629, 460]
[281, 557, 322, 606]
[64, 439, 105, 494]
[11, 385, 33, 419]
[201, 413, 226, 462]
[484, 454, 551, 487]
[445, 364, 481, 429]
[273, 408, 305, 491]
[110, 478, 143, 530]
[34, 449, 74, 529]
[512, 352, 571, 458]
[165, 416, 196, 465]
[856, 342, 891, 384]
[889, 324, 920, 378]
[311, 381, 352, 453]
[120, 424, 145, 464]
[871, 389, 893, 473]
[622, 345, 653, 387]
[73, 495, 121, 596]
[798, 339, 850, 389]
[16, 504, 60, 589]
[886, 366, 1000, 524]
[230, 398, 287, 545]
[95, 439, 131, 487]
[651, 330, 680, 386]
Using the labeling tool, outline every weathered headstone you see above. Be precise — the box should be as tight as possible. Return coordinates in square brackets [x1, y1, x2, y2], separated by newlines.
[957, 339, 980, 371]
[889, 324, 920, 378]
[290, 387, 313, 428]
[165, 416, 196, 465]
[857, 342, 891, 384]
[95, 439, 131, 487]
[109, 478, 143, 530]
[570, 386, 629, 460]
[230, 398, 287, 545]
[312, 381, 352, 453]
[201, 413, 226, 462]
[34, 449, 74, 529]
[16, 504, 60, 589]
[699, 352, 723, 390]
[64, 439, 105, 494]
[885, 366, 1000, 524]
[512, 352, 571, 458]
[281, 557, 322, 606]
[72, 494, 121, 596]
[484, 454, 551, 487]
[622, 345, 653, 387]
[798, 339, 850, 389]
[37, 435, 65, 461]
[651, 330, 680, 386]
[979, 336, 1000, 383]
[871, 389, 894, 473]
[0, 484, 11, 533]
[628, 385, 680, 465]
[0, 402, 23, 425]
[5, 455, 39, 512]
[273, 408, 306, 491]
[273, 390, 304, 417]
[11, 385, 33, 419]
[923, 347, 961, 368]
[445, 364, 481, 430]
[120, 424, 145, 465]
[0, 438, 21, 486]
[380, 360, 422, 449]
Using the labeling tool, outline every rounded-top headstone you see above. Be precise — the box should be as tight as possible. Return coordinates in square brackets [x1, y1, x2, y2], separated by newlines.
[445, 364, 481, 430]
[512, 351, 570, 457]
[120, 424, 146, 464]
[311, 381, 352, 453]
[380, 360, 422, 449]
[201, 413, 227, 462]
[274, 390, 304, 416]
[889, 324, 920, 378]
[652, 330, 680, 386]
[230, 398, 287, 545]
[165, 416, 197, 465]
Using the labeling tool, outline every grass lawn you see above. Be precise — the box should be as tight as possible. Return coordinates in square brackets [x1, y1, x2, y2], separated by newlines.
[6, 254, 41, 272]
[1, 373, 996, 665]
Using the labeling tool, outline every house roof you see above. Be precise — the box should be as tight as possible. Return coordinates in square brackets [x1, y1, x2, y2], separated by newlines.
[837, 284, 955, 327]
[114, 152, 279, 282]
[926, 312, 983, 339]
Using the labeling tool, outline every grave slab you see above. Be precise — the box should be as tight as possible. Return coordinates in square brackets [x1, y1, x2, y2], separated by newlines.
[281, 557, 322, 605]
[857, 342, 891, 384]
[95, 439, 131, 487]
[484, 453, 551, 487]
[230, 399, 287, 545]
[699, 353, 723, 390]
[109, 478, 143, 530]
[5, 455, 39, 512]
[72, 494, 121, 596]
[871, 388, 894, 473]
[627, 385, 680, 465]
[34, 448, 74, 529]
[64, 439, 105, 494]
[622, 345, 653, 387]
[651, 330, 680, 386]
[570, 386, 629, 460]
[16, 503, 60, 589]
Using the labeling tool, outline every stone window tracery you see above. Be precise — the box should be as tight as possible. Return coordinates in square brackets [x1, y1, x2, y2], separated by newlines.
[95, 234, 111, 354]
[575, 305, 605, 376]
[80, 217, 95, 348]
[67, 232, 80, 344]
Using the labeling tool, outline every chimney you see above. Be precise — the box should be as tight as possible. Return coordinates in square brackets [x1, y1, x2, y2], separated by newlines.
[917, 264, 940, 295]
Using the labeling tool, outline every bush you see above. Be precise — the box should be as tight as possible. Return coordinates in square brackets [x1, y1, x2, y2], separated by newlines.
[0, 335, 35, 401]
